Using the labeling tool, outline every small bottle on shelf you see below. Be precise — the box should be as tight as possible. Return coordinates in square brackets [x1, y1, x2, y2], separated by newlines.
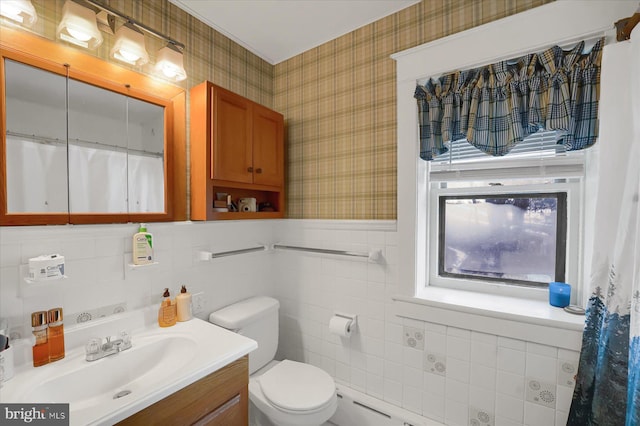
[47, 307, 65, 362]
[31, 311, 49, 367]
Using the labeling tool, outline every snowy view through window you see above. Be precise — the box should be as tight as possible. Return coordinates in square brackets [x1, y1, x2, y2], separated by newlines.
[440, 194, 565, 286]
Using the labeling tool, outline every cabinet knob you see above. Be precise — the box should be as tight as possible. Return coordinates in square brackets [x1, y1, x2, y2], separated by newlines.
[256, 168, 262, 174]
[247, 166, 253, 173]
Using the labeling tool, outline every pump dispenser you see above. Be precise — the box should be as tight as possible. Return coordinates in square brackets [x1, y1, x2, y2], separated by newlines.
[158, 288, 177, 327]
[132, 223, 153, 265]
[176, 285, 192, 322]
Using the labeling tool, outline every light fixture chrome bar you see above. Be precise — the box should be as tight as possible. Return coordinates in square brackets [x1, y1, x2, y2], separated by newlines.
[209, 246, 266, 259]
[273, 244, 370, 259]
[82, 0, 185, 50]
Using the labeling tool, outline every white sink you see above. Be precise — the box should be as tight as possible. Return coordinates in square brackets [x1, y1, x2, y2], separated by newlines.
[0, 309, 257, 426]
[28, 335, 197, 407]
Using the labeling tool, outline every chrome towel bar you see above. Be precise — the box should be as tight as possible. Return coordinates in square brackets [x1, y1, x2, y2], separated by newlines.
[199, 246, 267, 260]
[273, 244, 382, 262]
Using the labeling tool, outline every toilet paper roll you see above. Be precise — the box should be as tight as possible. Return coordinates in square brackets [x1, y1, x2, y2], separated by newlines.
[329, 316, 352, 338]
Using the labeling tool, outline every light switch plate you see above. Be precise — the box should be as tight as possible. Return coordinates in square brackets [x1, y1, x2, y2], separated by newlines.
[192, 292, 205, 314]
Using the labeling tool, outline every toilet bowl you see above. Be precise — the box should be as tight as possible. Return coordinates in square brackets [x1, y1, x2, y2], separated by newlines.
[249, 360, 337, 426]
[209, 296, 337, 426]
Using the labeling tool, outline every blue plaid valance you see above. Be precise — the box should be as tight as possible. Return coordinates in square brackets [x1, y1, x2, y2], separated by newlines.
[414, 38, 604, 161]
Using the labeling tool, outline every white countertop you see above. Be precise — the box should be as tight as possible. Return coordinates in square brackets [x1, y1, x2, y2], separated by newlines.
[0, 309, 257, 425]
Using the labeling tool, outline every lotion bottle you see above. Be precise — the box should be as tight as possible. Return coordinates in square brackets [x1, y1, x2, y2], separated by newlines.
[31, 311, 49, 367]
[176, 285, 192, 322]
[158, 288, 176, 327]
[132, 224, 153, 265]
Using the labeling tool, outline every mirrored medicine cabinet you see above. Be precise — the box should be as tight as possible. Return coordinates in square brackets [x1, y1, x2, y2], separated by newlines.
[0, 27, 186, 226]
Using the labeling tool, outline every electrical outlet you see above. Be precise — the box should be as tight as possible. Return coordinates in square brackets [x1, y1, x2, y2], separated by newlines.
[192, 292, 205, 315]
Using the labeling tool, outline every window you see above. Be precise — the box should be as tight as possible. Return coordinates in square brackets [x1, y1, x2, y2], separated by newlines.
[427, 131, 584, 299]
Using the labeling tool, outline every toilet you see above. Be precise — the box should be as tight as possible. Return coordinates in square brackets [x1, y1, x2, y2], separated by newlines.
[209, 296, 338, 426]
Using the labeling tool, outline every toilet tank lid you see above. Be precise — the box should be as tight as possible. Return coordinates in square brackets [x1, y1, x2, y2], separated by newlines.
[209, 296, 279, 329]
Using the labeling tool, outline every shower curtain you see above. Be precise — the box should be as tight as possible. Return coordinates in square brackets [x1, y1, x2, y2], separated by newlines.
[568, 28, 640, 425]
[6, 140, 164, 214]
[5, 138, 68, 212]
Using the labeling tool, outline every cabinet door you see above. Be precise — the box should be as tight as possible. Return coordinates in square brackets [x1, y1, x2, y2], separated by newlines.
[252, 103, 284, 187]
[193, 394, 243, 426]
[212, 87, 253, 184]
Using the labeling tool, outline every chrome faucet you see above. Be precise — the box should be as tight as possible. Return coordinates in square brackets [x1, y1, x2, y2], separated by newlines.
[85, 331, 132, 361]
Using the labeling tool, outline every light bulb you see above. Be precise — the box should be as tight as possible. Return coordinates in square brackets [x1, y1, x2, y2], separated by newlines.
[66, 26, 92, 42]
[110, 23, 148, 66]
[154, 44, 186, 81]
[161, 65, 178, 78]
[117, 49, 140, 62]
[1, 4, 23, 22]
[56, 0, 102, 49]
[0, 0, 37, 26]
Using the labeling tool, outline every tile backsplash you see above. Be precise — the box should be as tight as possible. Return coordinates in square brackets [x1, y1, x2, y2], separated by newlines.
[0, 221, 276, 339]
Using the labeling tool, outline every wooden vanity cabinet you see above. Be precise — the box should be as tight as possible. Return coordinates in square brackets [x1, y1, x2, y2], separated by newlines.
[191, 82, 284, 220]
[117, 355, 249, 426]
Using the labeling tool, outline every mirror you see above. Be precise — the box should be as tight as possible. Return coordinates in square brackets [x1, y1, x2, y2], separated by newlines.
[1, 27, 186, 225]
[5, 59, 69, 214]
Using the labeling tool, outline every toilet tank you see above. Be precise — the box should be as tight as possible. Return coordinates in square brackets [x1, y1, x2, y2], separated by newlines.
[209, 296, 279, 374]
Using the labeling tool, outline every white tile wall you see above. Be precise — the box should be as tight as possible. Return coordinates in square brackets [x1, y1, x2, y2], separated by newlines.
[272, 220, 580, 426]
[0, 221, 276, 339]
[0, 219, 580, 425]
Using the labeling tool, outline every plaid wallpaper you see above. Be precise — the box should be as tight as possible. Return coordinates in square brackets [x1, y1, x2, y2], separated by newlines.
[20, 1, 552, 221]
[275, 0, 553, 220]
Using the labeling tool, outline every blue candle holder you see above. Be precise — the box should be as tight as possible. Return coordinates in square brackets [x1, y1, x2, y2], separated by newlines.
[549, 282, 571, 307]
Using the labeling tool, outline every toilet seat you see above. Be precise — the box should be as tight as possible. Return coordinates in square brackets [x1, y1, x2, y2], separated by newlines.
[258, 360, 336, 413]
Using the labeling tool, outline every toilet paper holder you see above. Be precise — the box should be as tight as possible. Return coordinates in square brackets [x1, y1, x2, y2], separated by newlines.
[333, 312, 357, 333]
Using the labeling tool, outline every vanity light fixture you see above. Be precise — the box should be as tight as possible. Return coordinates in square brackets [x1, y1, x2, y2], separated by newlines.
[0, 0, 38, 27]
[57, 0, 103, 49]
[111, 22, 149, 66]
[155, 43, 187, 82]
[80, 0, 187, 82]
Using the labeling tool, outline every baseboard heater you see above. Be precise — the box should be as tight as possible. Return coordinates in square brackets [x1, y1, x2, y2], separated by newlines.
[330, 385, 441, 426]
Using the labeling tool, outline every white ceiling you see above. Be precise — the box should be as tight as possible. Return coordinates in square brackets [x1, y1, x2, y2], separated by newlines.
[169, 0, 420, 65]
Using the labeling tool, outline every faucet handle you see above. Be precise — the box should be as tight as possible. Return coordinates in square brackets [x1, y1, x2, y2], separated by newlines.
[85, 338, 101, 355]
[119, 330, 131, 346]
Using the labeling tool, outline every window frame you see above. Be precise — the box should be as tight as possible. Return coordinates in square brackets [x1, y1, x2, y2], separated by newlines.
[426, 162, 584, 302]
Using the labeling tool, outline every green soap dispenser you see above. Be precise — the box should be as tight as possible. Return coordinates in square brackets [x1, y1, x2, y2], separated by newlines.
[132, 223, 153, 265]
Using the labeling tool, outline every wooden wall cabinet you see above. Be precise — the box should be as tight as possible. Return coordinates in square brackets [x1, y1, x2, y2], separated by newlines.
[191, 82, 284, 220]
[118, 355, 248, 426]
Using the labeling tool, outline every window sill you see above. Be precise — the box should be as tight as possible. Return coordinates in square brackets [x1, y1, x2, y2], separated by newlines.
[392, 286, 585, 350]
